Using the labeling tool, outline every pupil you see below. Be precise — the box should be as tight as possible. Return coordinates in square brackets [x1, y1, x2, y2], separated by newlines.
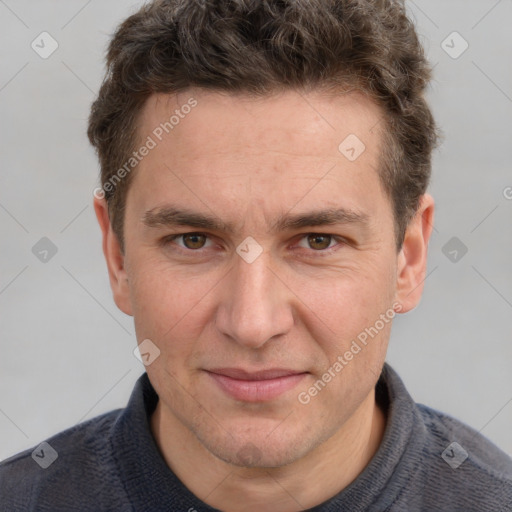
[309, 234, 331, 250]
[184, 234, 205, 249]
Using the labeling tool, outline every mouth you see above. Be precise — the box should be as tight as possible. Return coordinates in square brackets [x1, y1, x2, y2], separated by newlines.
[204, 368, 308, 402]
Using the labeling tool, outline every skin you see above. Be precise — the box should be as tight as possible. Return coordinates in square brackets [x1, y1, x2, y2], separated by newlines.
[94, 88, 434, 512]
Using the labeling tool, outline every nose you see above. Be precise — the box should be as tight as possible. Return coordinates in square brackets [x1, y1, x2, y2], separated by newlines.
[215, 250, 294, 349]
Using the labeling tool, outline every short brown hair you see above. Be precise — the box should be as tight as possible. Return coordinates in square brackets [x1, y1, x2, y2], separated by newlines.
[88, 0, 439, 251]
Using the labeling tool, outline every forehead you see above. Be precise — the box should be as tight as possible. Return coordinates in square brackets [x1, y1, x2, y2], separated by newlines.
[127, 88, 389, 229]
[139, 88, 383, 159]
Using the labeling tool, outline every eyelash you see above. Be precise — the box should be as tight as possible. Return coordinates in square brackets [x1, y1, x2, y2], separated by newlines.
[161, 232, 346, 256]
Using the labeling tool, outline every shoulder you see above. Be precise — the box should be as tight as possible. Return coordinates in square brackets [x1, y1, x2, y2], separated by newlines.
[377, 364, 512, 511]
[0, 408, 129, 511]
[411, 403, 512, 510]
[418, 403, 512, 473]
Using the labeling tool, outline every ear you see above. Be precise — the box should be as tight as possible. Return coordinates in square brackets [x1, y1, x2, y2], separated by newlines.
[395, 194, 435, 313]
[93, 196, 133, 316]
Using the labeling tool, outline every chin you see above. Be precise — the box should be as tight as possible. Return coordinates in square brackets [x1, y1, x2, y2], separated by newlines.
[194, 423, 318, 468]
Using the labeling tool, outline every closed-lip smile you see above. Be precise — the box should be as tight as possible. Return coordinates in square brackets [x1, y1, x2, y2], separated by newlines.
[205, 368, 308, 402]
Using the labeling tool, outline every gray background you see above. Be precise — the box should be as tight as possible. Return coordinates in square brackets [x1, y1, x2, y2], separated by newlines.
[0, 0, 511, 461]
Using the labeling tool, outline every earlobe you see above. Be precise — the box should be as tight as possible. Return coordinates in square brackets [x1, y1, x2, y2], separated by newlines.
[395, 194, 435, 313]
[93, 196, 133, 316]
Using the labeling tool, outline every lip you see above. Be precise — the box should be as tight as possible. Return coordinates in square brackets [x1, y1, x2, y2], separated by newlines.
[205, 368, 308, 402]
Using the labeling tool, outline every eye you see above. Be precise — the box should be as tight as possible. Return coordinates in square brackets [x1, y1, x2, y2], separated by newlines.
[164, 232, 213, 250]
[297, 234, 341, 252]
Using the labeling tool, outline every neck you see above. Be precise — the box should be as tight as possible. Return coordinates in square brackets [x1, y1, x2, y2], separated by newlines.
[150, 389, 386, 512]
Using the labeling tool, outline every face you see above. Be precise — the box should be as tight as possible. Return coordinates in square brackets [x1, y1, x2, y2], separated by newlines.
[97, 88, 430, 468]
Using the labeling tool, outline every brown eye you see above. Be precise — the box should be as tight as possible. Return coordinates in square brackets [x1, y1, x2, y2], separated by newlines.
[182, 233, 207, 249]
[307, 234, 333, 250]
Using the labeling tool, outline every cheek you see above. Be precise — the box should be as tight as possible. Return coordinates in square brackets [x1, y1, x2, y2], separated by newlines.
[290, 259, 396, 341]
[127, 257, 217, 344]
[296, 279, 393, 418]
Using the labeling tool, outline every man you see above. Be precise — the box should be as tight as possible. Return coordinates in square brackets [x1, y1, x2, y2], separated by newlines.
[1, 0, 511, 510]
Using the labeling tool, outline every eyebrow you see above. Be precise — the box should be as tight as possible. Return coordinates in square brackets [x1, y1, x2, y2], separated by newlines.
[142, 206, 369, 234]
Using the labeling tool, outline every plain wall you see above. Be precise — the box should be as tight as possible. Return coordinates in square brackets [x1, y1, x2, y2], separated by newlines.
[0, 0, 511, 461]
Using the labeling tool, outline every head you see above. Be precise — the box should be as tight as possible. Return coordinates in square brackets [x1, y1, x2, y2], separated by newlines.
[90, 0, 437, 468]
